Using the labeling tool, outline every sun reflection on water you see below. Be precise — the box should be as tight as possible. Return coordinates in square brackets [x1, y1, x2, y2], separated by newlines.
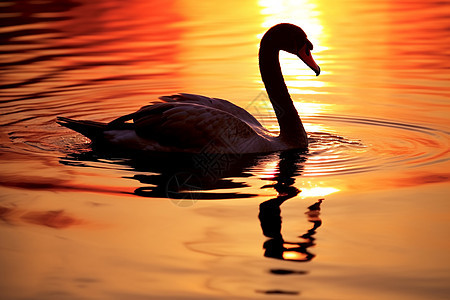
[256, 158, 341, 198]
[258, 0, 325, 45]
[282, 251, 308, 260]
[300, 186, 340, 198]
[258, 0, 327, 95]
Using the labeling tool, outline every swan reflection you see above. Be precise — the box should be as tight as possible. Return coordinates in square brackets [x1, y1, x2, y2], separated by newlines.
[60, 148, 326, 296]
[60, 148, 263, 202]
[61, 149, 324, 252]
[258, 151, 323, 263]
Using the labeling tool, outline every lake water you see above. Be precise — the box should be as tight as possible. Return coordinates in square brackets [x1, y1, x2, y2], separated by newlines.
[1, 0, 449, 299]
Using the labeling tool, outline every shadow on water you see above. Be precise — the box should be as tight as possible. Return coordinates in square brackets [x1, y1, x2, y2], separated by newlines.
[60, 144, 313, 202]
[60, 145, 272, 200]
[61, 146, 323, 296]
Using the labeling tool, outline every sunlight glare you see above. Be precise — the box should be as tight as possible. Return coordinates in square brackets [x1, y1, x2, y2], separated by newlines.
[258, 0, 324, 47]
[283, 251, 307, 260]
[300, 186, 340, 198]
[257, 160, 279, 180]
[258, 0, 327, 95]
[294, 102, 332, 116]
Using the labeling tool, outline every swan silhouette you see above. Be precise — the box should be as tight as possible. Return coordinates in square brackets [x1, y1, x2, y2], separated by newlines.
[58, 23, 320, 153]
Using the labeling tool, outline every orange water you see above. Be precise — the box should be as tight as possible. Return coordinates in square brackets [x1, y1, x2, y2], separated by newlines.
[1, 0, 449, 299]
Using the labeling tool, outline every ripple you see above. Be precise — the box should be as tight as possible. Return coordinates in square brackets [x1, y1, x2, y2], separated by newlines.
[303, 115, 450, 176]
[7, 114, 450, 182]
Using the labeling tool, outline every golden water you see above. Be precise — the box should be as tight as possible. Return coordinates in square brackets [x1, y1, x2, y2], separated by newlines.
[1, 0, 449, 299]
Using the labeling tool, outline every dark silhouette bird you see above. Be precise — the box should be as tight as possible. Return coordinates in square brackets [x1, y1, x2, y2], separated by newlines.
[58, 23, 320, 154]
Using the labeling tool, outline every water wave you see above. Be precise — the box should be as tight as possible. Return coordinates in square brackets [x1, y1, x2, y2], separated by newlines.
[302, 115, 450, 176]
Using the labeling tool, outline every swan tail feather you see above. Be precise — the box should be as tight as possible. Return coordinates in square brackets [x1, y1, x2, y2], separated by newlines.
[57, 117, 107, 140]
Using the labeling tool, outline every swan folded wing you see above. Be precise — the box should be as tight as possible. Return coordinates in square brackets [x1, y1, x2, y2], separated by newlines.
[158, 93, 262, 127]
[131, 103, 259, 152]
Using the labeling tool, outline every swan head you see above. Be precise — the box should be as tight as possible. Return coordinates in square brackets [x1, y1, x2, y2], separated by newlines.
[262, 23, 321, 76]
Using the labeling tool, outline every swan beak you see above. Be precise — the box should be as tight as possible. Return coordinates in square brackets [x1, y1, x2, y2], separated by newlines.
[298, 44, 321, 76]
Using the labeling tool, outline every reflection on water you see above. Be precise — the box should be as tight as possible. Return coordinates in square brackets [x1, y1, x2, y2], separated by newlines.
[1, 0, 450, 299]
[258, 151, 322, 265]
[61, 148, 262, 201]
[61, 146, 325, 296]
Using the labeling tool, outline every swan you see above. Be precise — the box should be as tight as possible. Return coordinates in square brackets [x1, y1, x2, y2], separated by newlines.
[58, 23, 320, 154]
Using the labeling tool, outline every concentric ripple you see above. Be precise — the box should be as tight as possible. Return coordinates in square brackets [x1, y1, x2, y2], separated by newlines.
[302, 115, 450, 176]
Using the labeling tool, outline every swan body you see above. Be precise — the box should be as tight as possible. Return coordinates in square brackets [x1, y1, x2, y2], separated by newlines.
[58, 23, 320, 154]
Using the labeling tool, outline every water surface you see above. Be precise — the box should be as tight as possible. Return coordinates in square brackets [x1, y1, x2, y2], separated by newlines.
[1, 0, 449, 299]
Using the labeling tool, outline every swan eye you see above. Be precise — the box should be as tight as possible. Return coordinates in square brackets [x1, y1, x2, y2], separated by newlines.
[306, 40, 314, 56]
[305, 47, 311, 57]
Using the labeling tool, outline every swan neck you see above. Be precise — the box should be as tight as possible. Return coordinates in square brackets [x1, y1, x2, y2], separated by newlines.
[259, 42, 304, 140]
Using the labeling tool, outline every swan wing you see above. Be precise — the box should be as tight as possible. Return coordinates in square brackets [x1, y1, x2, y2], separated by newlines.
[158, 93, 262, 127]
[108, 102, 266, 153]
